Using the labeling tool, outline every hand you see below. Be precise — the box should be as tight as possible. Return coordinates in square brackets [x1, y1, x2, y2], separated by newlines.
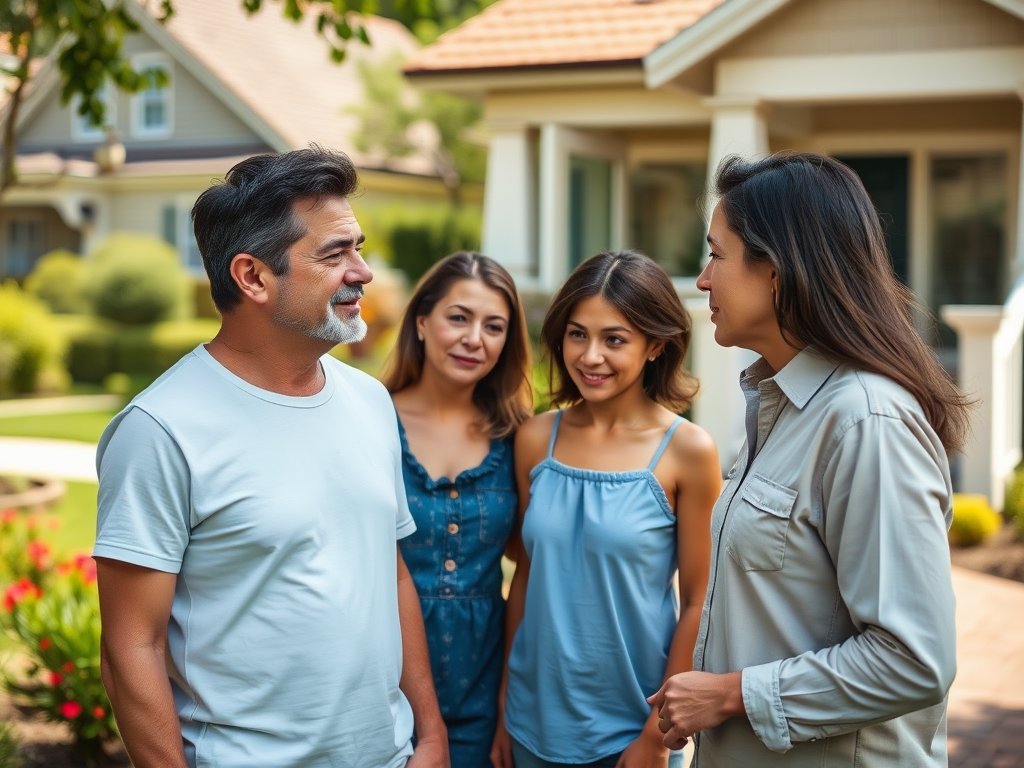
[490, 717, 513, 768]
[615, 729, 671, 768]
[407, 735, 449, 768]
[647, 671, 744, 750]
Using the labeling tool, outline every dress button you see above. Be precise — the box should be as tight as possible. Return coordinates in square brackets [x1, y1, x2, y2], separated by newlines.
[449, 488, 459, 499]
[444, 559, 457, 572]
[448, 523, 459, 534]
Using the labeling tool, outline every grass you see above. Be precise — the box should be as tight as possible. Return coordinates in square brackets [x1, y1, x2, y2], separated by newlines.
[0, 410, 118, 443]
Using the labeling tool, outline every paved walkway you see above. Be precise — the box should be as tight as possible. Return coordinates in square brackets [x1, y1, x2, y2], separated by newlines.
[0, 393, 122, 418]
[0, 431, 1021, 765]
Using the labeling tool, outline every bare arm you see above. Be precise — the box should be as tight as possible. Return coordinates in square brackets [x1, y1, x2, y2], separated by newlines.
[97, 558, 188, 768]
[397, 548, 449, 768]
[490, 414, 549, 768]
[622, 425, 721, 767]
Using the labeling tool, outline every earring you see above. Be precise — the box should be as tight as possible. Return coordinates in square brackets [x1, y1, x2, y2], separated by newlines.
[648, 355, 657, 362]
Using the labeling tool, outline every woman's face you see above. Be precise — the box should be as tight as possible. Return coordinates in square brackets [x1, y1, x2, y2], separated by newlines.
[415, 278, 511, 388]
[562, 294, 662, 405]
[697, 202, 782, 360]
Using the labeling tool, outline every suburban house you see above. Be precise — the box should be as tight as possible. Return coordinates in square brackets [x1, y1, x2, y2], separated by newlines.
[1, 0, 463, 280]
[406, 0, 1024, 506]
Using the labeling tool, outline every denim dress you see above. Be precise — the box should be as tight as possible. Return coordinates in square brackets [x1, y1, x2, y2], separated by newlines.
[397, 418, 517, 768]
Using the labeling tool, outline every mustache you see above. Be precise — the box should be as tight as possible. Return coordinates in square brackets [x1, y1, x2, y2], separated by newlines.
[330, 285, 365, 304]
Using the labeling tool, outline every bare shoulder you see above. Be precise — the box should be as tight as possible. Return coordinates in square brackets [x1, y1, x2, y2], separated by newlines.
[514, 410, 558, 469]
[668, 419, 718, 462]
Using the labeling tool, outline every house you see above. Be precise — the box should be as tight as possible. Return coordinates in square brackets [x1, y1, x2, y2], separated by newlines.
[1, 0, 469, 280]
[405, 0, 1024, 507]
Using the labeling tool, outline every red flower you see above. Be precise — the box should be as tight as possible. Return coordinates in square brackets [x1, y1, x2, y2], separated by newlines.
[72, 554, 98, 585]
[2, 577, 41, 612]
[39, 638, 52, 651]
[60, 701, 83, 719]
[25, 516, 38, 531]
[27, 540, 51, 569]
[0, 509, 16, 525]
[49, 671, 64, 686]
[92, 706, 106, 719]
[62, 661, 76, 673]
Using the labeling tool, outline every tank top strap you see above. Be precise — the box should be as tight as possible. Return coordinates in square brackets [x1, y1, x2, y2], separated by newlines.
[547, 410, 565, 458]
[647, 416, 685, 471]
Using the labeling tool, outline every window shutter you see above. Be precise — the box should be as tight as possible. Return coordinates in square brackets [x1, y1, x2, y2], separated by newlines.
[162, 205, 177, 247]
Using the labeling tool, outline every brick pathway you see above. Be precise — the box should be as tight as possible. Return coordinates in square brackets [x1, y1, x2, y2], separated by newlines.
[948, 567, 1024, 767]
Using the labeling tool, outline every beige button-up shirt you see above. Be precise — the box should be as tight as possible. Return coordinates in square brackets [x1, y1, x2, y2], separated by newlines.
[693, 349, 957, 767]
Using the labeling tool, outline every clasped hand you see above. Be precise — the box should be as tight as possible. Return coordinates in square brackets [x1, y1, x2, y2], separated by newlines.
[646, 671, 744, 750]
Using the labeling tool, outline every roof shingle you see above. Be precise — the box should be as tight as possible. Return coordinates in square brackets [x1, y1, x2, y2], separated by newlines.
[404, 0, 727, 74]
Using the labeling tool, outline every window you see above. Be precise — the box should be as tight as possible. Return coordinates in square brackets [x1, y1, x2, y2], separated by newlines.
[568, 155, 613, 271]
[163, 200, 203, 274]
[630, 163, 706, 277]
[5, 217, 44, 277]
[131, 54, 173, 139]
[71, 82, 115, 143]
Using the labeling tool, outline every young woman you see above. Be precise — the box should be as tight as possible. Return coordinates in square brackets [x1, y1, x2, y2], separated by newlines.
[383, 251, 533, 768]
[648, 153, 971, 767]
[492, 251, 722, 768]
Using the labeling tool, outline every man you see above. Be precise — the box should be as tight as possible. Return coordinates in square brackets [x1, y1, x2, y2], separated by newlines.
[94, 148, 448, 768]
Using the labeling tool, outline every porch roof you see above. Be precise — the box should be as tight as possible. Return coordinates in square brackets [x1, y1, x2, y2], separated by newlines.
[403, 0, 727, 75]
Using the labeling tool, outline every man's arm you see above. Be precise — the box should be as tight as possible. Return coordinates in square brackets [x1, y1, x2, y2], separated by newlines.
[397, 548, 449, 768]
[97, 558, 189, 768]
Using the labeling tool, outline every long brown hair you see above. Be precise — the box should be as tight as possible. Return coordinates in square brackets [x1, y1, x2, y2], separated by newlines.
[383, 252, 533, 438]
[540, 250, 699, 412]
[715, 152, 972, 453]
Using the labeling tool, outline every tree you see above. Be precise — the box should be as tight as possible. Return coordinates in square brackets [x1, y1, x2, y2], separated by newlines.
[0, 0, 436, 197]
[348, 53, 486, 205]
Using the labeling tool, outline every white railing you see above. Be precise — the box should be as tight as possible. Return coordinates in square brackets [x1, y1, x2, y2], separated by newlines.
[942, 273, 1024, 511]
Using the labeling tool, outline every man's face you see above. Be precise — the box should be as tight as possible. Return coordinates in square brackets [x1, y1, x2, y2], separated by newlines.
[272, 196, 372, 345]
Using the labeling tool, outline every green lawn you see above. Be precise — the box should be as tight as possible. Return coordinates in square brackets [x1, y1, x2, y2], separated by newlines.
[0, 409, 118, 443]
[47, 481, 101, 557]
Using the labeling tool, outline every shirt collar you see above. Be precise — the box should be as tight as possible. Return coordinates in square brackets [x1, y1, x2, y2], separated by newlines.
[741, 347, 840, 410]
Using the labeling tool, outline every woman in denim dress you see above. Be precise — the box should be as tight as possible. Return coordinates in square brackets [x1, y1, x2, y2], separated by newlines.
[383, 252, 533, 768]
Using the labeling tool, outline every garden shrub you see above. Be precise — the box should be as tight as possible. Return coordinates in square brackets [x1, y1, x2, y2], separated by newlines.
[83, 233, 192, 325]
[1, 553, 115, 762]
[114, 318, 219, 377]
[948, 493, 1002, 547]
[0, 281, 69, 395]
[390, 212, 481, 284]
[1005, 462, 1024, 539]
[24, 249, 88, 314]
[0, 510, 55, 588]
[192, 278, 219, 319]
[0, 721, 19, 768]
[50, 314, 119, 385]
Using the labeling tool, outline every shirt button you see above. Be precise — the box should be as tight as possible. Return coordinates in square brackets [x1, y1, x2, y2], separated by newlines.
[449, 488, 459, 499]
[447, 523, 459, 534]
[444, 559, 457, 572]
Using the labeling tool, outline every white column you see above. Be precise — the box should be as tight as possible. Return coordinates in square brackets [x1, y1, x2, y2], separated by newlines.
[481, 125, 534, 282]
[689, 97, 768, 473]
[537, 122, 569, 293]
[1015, 93, 1024, 277]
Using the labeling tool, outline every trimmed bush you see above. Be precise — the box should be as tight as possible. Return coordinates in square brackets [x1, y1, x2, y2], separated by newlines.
[390, 213, 480, 284]
[114, 319, 219, 377]
[0, 281, 69, 395]
[1005, 463, 1024, 540]
[948, 493, 1002, 547]
[24, 249, 88, 314]
[83, 233, 192, 324]
[0, 721, 18, 768]
[50, 315, 119, 385]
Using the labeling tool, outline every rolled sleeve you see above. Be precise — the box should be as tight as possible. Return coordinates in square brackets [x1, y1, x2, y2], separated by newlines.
[742, 660, 792, 753]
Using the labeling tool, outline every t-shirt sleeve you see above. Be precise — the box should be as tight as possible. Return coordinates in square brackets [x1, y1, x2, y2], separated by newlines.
[93, 406, 191, 573]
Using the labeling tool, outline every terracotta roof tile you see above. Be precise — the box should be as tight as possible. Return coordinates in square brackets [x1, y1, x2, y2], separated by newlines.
[405, 0, 727, 73]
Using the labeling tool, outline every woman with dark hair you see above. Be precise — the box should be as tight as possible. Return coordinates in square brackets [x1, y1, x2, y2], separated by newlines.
[383, 251, 533, 768]
[491, 251, 721, 768]
[649, 153, 971, 767]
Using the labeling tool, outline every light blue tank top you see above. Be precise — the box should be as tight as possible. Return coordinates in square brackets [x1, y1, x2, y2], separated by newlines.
[505, 411, 684, 763]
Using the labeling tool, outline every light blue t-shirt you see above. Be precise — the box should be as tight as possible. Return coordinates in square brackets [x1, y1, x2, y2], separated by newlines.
[95, 345, 416, 768]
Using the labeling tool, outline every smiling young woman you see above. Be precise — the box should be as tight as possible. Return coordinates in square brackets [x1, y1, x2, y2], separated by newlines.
[491, 250, 721, 768]
[382, 251, 533, 768]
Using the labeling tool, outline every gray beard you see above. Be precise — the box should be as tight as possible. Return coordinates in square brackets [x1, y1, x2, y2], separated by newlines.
[275, 284, 368, 345]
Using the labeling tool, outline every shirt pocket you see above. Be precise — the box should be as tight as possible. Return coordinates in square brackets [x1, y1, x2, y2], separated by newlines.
[725, 473, 797, 572]
[475, 487, 516, 545]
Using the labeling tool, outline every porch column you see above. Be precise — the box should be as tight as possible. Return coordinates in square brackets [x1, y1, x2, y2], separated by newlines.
[482, 123, 534, 283]
[537, 122, 569, 293]
[689, 97, 768, 472]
